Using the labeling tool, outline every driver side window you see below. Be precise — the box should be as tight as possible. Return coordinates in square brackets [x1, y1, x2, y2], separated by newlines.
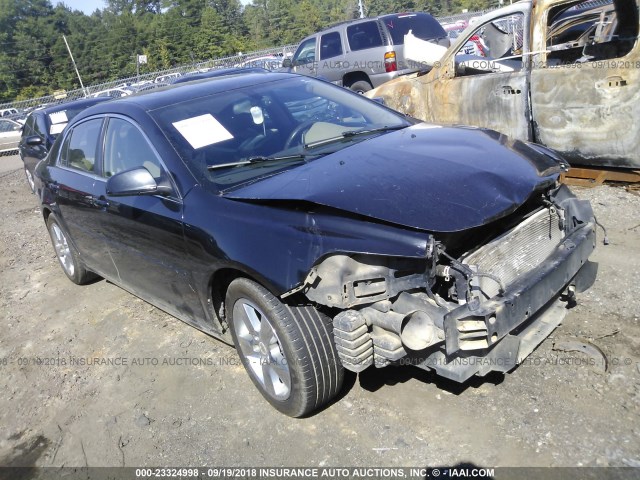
[454, 13, 525, 76]
[103, 118, 163, 179]
[293, 37, 317, 65]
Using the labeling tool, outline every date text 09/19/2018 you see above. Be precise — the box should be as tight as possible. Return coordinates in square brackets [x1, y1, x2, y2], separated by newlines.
[134, 467, 496, 478]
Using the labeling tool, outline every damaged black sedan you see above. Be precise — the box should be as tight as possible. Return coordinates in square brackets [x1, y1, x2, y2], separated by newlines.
[34, 72, 597, 417]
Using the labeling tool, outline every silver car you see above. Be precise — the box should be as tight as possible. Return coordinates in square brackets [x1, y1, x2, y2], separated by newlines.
[0, 118, 22, 154]
[283, 12, 450, 93]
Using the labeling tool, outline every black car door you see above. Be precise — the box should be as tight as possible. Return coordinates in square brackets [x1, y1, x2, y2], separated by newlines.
[97, 116, 203, 322]
[20, 114, 50, 174]
[48, 117, 118, 279]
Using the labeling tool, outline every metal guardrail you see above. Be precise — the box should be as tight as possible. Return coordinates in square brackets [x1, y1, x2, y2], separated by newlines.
[0, 10, 490, 112]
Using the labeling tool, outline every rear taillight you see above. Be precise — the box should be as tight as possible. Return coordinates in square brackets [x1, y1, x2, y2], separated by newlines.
[384, 51, 397, 73]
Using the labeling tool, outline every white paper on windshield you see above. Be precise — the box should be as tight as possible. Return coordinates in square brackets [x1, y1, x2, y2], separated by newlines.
[49, 122, 67, 135]
[172, 114, 233, 149]
[49, 111, 68, 124]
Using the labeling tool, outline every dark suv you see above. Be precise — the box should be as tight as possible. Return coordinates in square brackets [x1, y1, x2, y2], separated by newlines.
[283, 12, 449, 93]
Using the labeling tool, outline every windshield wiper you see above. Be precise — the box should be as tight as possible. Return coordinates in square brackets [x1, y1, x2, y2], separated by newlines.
[207, 154, 309, 171]
[304, 124, 409, 149]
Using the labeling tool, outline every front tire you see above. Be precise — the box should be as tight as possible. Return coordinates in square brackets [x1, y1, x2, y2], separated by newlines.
[226, 278, 344, 417]
[46, 214, 97, 285]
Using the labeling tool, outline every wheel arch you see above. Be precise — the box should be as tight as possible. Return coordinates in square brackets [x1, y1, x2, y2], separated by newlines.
[342, 71, 372, 88]
[42, 206, 52, 221]
[208, 265, 285, 331]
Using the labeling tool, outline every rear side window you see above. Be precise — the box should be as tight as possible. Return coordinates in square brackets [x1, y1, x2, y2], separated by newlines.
[347, 21, 384, 51]
[59, 119, 103, 174]
[544, 0, 638, 65]
[320, 32, 343, 60]
[382, 13, 447, 44]
[22, 115, 35, 137]
[33, 114, 47, 138]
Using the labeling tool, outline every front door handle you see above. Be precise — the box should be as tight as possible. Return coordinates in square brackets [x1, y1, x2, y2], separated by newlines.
[91, 196, 109, 209]
[500, 85, 522, 95]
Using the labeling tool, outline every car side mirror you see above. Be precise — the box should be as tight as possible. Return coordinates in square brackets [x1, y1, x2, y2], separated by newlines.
[282, 58, 292, 68]
[106, 167, 172, 197]
[25, 135, 43, 146]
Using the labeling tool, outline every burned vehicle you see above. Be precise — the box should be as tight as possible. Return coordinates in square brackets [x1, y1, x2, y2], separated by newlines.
[367, 0, 640, 169]
[34, 72, 597, 417]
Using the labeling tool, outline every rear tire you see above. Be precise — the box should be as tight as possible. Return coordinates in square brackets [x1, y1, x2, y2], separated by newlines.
[348, 80, 373, 94]
[226, 278, 344, 417]
[46, 214, 98, 285]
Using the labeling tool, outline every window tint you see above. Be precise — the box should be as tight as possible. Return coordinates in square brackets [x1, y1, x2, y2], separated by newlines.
[293, 37, 317, 65]
[33, 114, 47, 138]
[103, 118, 163, 178]
[22, 115, 35, 137]
[61, 119, 102, 173]
[320, 32, 343, 60]
[347, 21, 384, 51]
[381, 13, 447, 44]
[544, 0, 638, 65]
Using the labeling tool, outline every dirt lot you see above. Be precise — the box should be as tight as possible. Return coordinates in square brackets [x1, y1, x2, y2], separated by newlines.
[0, 153, 639, 468]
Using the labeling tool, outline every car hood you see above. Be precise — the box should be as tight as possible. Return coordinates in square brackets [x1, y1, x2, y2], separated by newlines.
[225, 124, 562, 232]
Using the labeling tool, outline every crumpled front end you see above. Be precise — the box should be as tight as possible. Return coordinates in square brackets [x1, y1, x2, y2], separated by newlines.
[292, 184, 597, 381]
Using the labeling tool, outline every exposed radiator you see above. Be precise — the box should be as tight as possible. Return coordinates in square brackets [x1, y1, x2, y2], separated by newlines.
[462, 207, 565, 299]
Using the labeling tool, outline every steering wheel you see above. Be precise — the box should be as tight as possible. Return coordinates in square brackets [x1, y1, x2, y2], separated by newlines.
[284, 120, 316, 149]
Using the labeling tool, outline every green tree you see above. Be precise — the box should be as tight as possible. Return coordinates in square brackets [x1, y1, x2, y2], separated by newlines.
[194, 6, 227, 59]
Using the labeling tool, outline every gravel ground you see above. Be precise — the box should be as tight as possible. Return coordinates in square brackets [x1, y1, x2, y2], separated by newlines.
[0, 154, 639, 469]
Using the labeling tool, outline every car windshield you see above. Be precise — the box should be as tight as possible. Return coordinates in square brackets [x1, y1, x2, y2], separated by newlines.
[150, 76, 410, 190]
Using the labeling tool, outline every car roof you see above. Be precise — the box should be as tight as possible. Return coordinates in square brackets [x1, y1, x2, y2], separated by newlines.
[171, 67, 268, 84]
[33, 96, 112, 116]
[325, 11, 437, 30]
[77, 71, 293, 118]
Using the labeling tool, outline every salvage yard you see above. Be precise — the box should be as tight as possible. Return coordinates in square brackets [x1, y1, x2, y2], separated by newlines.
[0, 153, 639, 468]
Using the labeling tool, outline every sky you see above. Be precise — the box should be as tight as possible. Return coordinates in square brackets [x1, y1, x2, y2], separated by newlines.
[57, 0, 107, 15]
[57, 0, 252, 15]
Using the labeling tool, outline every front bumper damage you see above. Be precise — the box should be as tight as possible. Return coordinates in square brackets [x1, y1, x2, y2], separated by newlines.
[435, 221, 596, 382]
[301, 189, 598, 383]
